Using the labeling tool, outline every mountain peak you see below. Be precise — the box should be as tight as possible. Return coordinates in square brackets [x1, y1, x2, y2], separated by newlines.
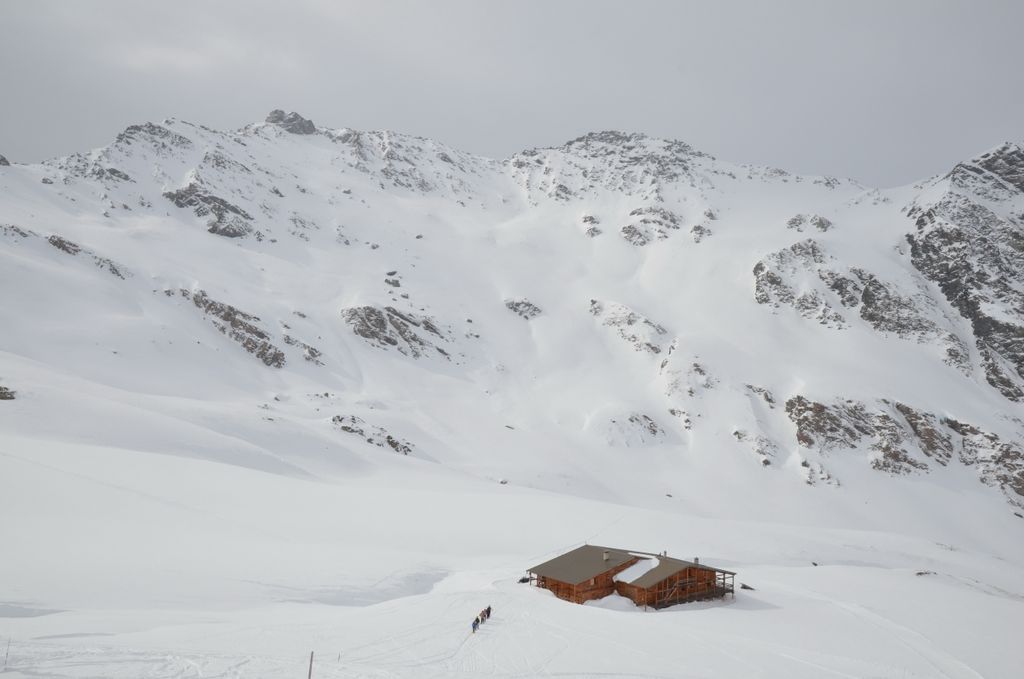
[556, 129, 707, 162]
[265, 109, 317, 135]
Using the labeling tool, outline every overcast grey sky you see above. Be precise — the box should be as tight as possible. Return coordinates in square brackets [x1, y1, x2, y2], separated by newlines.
[1, 0, 1021, 186]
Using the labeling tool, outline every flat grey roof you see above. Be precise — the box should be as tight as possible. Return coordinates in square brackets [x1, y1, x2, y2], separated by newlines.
[528, 545, 735, 588]
[528, 545, 636, 585]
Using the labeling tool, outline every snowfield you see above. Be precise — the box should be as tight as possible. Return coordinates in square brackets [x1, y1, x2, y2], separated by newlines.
[1, 111, 1023, 677]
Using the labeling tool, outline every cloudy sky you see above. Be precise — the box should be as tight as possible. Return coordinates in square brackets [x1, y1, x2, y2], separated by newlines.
[1, 0, 1021, 186]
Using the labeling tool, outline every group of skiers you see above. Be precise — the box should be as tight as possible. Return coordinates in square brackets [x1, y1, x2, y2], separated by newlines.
[471, 605, 492, 633]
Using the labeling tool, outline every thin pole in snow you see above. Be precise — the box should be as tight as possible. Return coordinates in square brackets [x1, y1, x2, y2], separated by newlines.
[307, 650, 314, 679]
[4, 637, 10, 670]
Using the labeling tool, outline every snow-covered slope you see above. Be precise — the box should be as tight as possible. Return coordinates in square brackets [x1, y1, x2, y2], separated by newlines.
[2, 111, 1023, 678]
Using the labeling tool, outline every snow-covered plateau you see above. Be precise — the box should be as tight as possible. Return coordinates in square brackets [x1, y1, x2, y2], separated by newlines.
[1, 111, 1023, 678]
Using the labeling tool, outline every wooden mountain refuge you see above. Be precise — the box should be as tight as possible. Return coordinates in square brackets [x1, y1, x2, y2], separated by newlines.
[528, 545, 735, 609]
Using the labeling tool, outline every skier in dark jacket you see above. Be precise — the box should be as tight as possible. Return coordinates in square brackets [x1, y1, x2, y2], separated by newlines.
[472, 617, 479, 633]
[485, 605, 492, 619]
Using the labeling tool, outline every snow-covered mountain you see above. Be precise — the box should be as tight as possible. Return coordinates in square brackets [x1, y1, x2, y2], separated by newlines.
[2, 111, 1023, 678]
[3, 109, 1021, 510]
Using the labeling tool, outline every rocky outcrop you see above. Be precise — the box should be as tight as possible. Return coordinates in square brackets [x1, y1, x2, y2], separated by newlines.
[509, 131, 710, 205]
[590, 300, 668, 354]
[960, 142, 1024, 194]
[0, 154, 9, 167]
[178, 289, 286, 368]
[906, 190, 1024, 401]
[753, 239, 846, 328]
[786, 214, 833, 232]
[266, 110, 317, 135]
[661, 350, 716, 400]
[114, 122, 193, 155]
[282, 335, 324, 365]
[505, 298, 542, 320]
[163, 182, 253, 237]
[332, 415, 413, 454]
[732, 429, 778, 466]
[619, 206, 683, 245]
[690, 224, 712, 242]
[755, 239, 969, 369]
[1, 226, 130, 279]
[0, 384, 15, 400]
[603, 412, 667, 447]
[341, 305, 452, 359]
[785, 395, 1024, 508]
[0, 224, 32, 240]
[659, 341, 716, 430]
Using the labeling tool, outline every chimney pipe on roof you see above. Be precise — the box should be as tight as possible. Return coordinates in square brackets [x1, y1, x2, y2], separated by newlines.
[694, 557, 700, 565]
[603, 550, 609, 561]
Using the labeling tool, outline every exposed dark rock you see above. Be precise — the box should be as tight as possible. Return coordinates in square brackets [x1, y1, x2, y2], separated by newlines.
[0, 224, 34, 240]
[971, 142, 1024, 193]
[266, 109, 317, 135]
[942, 417, 1024, 507]
[786, 394, 1024, 507]
[605, 411, 667, 445]
[906, 193, 1024, 400]
[627, 413, 663, 437]
[734, 429, 778, 466]
[585, 226, 603, 237]
[869, 412, 928, 475]
[341, 305, 451, 359]
[179, 289, 285, 368]
[590, 299, 668, 354]
[668, 408, 692, 430]
[893, 403, 952, 465]
[690, 224, 712, 242]
[45, 235, 129, 279]
[785, 395, 874, 452]
[163, 182, 253, 237]
[505, 298, 542, 320]
[103, 167, 132, 182]
[332, 415, 414, 454]
[755, 240, 969, 368]
[786, 213, 833, 232]
[620, 206, 683, 245]
[0, 154, 9, 166]
[282, 334, 324, 365]
[288, 214, 319, 240]
[47, 235, 81, 256]
[746, 384, 776, 408]
[620, 225, 649, 246]
[0, 385, 15, 400]
[753, 240, 846, 327]
[547, 131, 708, 192]
[201, 151, 251, 174]
[818, 269, 863, 308]
[114, 122, 193, 151]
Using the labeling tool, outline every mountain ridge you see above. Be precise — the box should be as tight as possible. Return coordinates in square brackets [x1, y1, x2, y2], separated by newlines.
[1, 109, 1023, 519]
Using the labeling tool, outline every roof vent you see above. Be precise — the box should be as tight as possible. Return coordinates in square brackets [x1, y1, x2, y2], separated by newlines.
[694, 556, 700, 565]
[603, 550, 610, 561]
